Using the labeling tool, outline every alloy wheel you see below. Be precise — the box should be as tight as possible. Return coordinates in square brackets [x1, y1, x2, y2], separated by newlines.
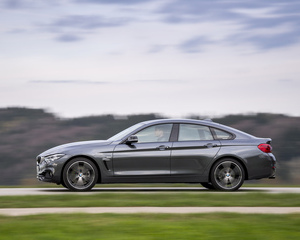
[63, 158, 98, 191]
[211, 160, 244, 191]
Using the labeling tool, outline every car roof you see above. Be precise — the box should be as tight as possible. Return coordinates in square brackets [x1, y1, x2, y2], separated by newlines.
[142, 118, 217, 126]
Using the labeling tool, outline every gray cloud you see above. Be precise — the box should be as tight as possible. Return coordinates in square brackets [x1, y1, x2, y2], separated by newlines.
[29, 79, 184, 85]
[279, 79, 294, 83]
[1, 0, 35, 9]
[159, 0, 242, 23]
[244, 32, 300, 50]
[179, 36, 214, 53]
[4, 0, 299, 50]
[49, 15, 131, 30]
[30, 80, 110, 85]
[74, 0, 155, 5]
[55, 34, 82, 42]
[148, 45, 167, 53]
[158, 0, 300, 50]
[7, 28, 28, 34]
[1, 0, 60, 9]
[39, 15, 132, 42]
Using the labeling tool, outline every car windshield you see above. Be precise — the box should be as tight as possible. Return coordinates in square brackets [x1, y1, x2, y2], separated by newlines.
[107, 123, 145, 141]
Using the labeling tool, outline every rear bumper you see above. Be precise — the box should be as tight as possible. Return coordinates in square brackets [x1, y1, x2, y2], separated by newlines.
[268, 153, 276, 179]
[247, 153, 276, 180]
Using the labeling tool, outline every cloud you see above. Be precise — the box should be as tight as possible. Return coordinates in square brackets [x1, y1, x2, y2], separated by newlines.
[1, 0, 59, 9]
[133, 79, 184, 84]
[148, 45, 167, 53]
[74, 0, 155, 5]
[55, 34, 82, 42]
[29, 79, 184, 85]
[7, 28, 28, 34]
[244, 32, 300, 50]
[158, 0, 240, 23]
[279, 79, 294, 83]
[1, 0, 35, 9]
[38, 14, 132, 42]
[179, 36, 214, 53]
[49, 15, 131, 30]
[30, 80, 110, 85]
[158, 0, 300, 50]
[3, 0, 300, 50]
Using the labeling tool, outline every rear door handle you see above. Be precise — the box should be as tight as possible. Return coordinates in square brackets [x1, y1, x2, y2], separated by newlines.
[205, 143, 218, 148]
[156, 145, 170, 151]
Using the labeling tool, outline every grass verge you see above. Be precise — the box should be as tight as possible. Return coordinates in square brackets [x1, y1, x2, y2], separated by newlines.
[0, 213, 300, 240]
[1, 193, 300, 208]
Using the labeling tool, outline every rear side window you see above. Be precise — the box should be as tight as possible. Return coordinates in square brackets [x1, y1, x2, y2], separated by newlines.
[213, 128, 233, 140]
[178, 124, 214, 141]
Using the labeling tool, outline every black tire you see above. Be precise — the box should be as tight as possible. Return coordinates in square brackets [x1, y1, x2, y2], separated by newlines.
[61, 180, 69, 189]
[210, 159, 245, 191]
[200, 182, 215, 190]
[63, 158, 98, 191]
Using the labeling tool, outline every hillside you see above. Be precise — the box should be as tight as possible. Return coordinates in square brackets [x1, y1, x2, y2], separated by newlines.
[0, 107, 299, 185]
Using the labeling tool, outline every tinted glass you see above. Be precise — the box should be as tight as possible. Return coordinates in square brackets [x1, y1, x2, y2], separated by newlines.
[213, 128, 233, 140]
[135, 124, 173, 143]
[178, 124, 213, 141]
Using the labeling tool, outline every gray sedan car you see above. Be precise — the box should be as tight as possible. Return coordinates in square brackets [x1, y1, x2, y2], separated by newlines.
[36, 119, 276, 191]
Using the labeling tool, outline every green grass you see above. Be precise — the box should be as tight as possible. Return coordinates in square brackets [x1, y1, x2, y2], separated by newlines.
[1, 193, 300, 208]
[0, 213, 300, 240]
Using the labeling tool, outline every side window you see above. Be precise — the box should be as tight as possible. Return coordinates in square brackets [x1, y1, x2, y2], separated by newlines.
[178, 124, 213, 141]
[213, 128, 233, 140]
[135, 124, 173, 143]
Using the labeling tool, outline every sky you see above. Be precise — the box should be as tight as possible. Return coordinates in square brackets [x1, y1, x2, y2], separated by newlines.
[1, 0, 300, 118]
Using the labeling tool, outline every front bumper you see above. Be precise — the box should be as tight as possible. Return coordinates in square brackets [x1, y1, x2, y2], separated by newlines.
[36, 155, 65, 183]
[36, 160, 56, 182]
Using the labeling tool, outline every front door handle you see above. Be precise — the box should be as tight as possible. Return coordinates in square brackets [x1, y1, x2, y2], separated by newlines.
[156, 145, 170, 150]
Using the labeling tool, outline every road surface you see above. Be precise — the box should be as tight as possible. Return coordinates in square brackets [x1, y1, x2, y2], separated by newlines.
[1, 207, 300, 216]
[1, 187, 300, 196]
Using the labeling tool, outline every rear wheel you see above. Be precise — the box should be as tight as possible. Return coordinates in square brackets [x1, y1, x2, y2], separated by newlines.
[211, 159, 245, 191]
[63, 158, 98, 191]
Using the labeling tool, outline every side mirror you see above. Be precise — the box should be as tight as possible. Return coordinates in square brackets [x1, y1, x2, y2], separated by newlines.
[126, 135, 138, 144]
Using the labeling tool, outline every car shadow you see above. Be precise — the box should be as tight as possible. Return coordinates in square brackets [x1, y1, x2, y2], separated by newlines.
[39, 187, 266, 193]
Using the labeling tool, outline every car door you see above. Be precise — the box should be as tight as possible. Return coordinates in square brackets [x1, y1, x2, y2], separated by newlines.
[171, 123, 221, 175]
[112, 124, 173, 176]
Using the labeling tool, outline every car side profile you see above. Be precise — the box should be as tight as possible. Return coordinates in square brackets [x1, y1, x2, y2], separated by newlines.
[36, 119, 276, 191]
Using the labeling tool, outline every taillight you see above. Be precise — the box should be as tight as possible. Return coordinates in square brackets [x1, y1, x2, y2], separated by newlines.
[258, 144, 272, 153]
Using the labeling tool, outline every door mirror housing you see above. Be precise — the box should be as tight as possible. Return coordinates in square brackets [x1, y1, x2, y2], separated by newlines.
[126, 135, 138, 144]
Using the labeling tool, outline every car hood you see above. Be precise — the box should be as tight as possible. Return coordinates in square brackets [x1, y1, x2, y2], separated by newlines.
[39, 140, 111, 156]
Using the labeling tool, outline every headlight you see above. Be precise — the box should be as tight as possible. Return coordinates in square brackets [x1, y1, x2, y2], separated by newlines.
[44, 154, 65, 164]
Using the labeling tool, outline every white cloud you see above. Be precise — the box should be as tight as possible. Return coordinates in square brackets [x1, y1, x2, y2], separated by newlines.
[0, 0, 300, 118]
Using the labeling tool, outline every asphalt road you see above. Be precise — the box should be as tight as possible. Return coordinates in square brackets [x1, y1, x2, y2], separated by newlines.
[1, 187, 300, 196]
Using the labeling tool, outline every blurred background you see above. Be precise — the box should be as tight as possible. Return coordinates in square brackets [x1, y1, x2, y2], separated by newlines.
[0, 0, 299, 185]
[0, 108, 299, 185]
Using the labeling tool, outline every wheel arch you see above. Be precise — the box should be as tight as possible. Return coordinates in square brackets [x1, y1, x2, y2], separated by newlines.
[60, 155, 101, 185]
[209, 156, 249, 181]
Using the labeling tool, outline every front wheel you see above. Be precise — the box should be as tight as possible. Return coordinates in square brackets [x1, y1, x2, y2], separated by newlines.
[200, 182, 215, 190]
[62, 158, 98, 191]
[210, 159, 245, 191]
